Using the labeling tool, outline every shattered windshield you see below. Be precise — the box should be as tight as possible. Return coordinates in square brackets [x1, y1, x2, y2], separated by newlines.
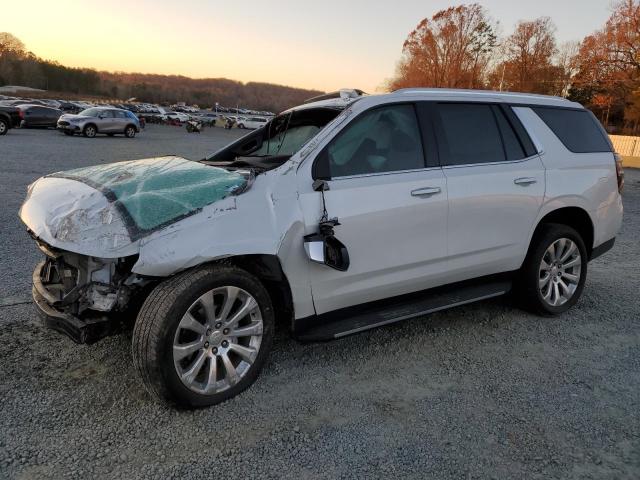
[204, 107, 342, 167]
[49, 157, 248, 239]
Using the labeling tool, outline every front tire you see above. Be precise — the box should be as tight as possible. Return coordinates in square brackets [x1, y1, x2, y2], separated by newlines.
[0, 118, 8, 135]
[83, 124, 97, 138]
[518, 223, 587, 315]
[132, 265, 274, 408]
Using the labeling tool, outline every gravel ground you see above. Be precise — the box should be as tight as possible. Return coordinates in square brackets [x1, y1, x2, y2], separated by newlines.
[0, 126, 639, 479]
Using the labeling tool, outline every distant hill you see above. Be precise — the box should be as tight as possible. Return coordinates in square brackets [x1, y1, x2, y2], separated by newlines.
[0, 32, 324, 112]
[98, 72, 324, 112]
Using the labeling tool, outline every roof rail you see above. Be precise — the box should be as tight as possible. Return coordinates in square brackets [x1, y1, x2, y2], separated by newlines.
[304, 89, 366, 104]
[393, 87, 570, 102]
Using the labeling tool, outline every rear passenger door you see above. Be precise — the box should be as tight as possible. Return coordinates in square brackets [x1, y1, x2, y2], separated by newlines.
[425, 102, 545, 280]
[113, 110, 129, 132]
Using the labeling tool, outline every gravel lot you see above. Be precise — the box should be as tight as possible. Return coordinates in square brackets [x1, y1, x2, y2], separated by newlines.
[0, 126, 639, 479]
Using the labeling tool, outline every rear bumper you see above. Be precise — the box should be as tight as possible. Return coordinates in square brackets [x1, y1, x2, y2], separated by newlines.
[32, 261, 115, 344]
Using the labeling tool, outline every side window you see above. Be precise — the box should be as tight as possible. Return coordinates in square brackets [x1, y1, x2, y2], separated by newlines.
[532, 107, 612, 153]
[434, 103, 505, 166]
[325, 104, 425, 177]
[114, 110, 127, 119]
[492, 106, 526, 160]
[100, 110, 114, 118]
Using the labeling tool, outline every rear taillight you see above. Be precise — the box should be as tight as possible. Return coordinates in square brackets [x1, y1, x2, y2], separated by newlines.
[18, 109, 24, 119]
[614, 152, 624, 193]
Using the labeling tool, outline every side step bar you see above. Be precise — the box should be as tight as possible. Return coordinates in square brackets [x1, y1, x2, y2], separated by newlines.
[295, 277, 512, 342]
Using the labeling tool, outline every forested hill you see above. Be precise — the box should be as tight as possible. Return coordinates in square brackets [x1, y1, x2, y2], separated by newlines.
[0, 33, 323, 112]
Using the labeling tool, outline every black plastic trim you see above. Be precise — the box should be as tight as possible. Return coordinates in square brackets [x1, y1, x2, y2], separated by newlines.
[294, 272, 514, 341]
[590, 237, 615, 261]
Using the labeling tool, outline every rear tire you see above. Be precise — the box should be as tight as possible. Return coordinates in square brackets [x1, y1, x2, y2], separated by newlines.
[83, 124, 97, 138]
[132, 264, 274, 408]
[517, 223, 587, 316]
[124, 125, 136, 138]
[0, 118, 8, 135]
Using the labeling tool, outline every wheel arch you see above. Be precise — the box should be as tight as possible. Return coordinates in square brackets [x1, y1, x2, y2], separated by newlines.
[206, 254, 294, 331]
[83, 122, 98, 133]
[528, 206, 594, 260]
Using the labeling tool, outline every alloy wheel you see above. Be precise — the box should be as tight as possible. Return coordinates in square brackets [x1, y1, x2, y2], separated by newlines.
[0, 121, 6, 134]
[173, 286, 263, 394]
[539, 238, 582, 306]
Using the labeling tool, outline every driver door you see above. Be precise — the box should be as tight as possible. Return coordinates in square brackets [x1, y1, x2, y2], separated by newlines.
[298, 103, 449, 314]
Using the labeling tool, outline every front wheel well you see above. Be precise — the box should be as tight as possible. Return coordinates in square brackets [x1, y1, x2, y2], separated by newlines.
[211, 255, 294, 331]
[530, 207, 594, 258]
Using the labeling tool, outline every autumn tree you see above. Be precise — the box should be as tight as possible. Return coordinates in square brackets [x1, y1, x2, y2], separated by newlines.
[492, 17, 558, 94]
[388, 4, 497, 90]
[570, 0, 640, 130]
[0, 32, 25, 54]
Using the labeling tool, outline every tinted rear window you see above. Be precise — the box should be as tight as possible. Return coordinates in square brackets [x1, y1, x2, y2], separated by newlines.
[532, 107, 612, 153]
[435, 103, 505, 165]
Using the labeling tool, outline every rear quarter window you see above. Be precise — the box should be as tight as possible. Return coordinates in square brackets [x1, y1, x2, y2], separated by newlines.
[532, 107, 612, 153]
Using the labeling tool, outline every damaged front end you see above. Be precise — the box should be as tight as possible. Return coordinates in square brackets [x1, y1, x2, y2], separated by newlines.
[31, 239, 152, 344]
[21, 156, 254, 343]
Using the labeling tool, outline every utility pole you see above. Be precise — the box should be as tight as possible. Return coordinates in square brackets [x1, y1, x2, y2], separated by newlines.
[499, 64, 506, 92]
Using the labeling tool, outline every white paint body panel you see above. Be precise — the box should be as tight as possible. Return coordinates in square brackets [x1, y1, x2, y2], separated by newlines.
[442, 156, 546, 281]
[513, 107, 623, 250]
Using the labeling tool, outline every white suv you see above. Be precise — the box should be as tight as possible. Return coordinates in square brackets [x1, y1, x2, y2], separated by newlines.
[20, 89, 623, 408]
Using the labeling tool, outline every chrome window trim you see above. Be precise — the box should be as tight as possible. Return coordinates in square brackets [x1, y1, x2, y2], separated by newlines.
[440, 153, 541, 170]
[329, 166, 443, 182]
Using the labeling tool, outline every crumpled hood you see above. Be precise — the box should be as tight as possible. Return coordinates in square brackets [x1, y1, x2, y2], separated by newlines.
[19, 156, 249, 257]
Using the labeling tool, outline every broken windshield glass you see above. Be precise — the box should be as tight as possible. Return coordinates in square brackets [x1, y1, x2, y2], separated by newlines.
[49, 156, 249, 240]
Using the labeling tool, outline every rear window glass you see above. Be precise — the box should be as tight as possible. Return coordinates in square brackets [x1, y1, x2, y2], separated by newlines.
[435, 103, 505, 165]
[532, 107, 612, 153]
[493, 106, 526, 160]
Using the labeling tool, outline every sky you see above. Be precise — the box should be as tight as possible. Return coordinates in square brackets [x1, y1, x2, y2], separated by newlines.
[2, 0, 614, 93]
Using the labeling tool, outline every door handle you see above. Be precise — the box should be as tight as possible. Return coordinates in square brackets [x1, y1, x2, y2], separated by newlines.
[411, 187, 441, 197]
[514, 177, 537, 186]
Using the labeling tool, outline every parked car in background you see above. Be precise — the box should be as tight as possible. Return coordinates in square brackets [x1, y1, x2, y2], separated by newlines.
[18, 105, 62, 128]
[236, 116, 269, 129]
[0, 105, 20, 135]
[57, 106, 140, 138]
[163, 111, 191, 122]
[194, 112, 219, 126]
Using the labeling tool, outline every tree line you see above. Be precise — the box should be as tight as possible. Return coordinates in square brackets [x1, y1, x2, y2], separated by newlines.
[0, 32, 322, 113]
[389, 1, 640, 134]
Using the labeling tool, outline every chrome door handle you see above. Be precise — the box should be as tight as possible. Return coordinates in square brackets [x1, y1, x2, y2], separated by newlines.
[411, 187, 441, 197]
[514, 177, 537, 186]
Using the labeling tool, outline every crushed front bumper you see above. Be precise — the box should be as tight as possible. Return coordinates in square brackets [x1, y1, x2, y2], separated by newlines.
[32, 261, 116, 344]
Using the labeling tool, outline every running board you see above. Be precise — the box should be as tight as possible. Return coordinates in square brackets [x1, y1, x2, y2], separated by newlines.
[295, 277, 512, 342]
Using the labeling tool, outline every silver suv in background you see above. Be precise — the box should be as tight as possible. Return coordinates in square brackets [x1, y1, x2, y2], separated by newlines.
[21, 89, 623, 408]
[57, 107, 140, 138]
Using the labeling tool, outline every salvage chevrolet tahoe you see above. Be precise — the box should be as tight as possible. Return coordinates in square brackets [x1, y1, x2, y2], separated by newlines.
[20, 89, 624, 408]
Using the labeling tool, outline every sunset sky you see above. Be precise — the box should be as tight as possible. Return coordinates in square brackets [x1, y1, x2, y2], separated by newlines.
[2, 0, 612, 93]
